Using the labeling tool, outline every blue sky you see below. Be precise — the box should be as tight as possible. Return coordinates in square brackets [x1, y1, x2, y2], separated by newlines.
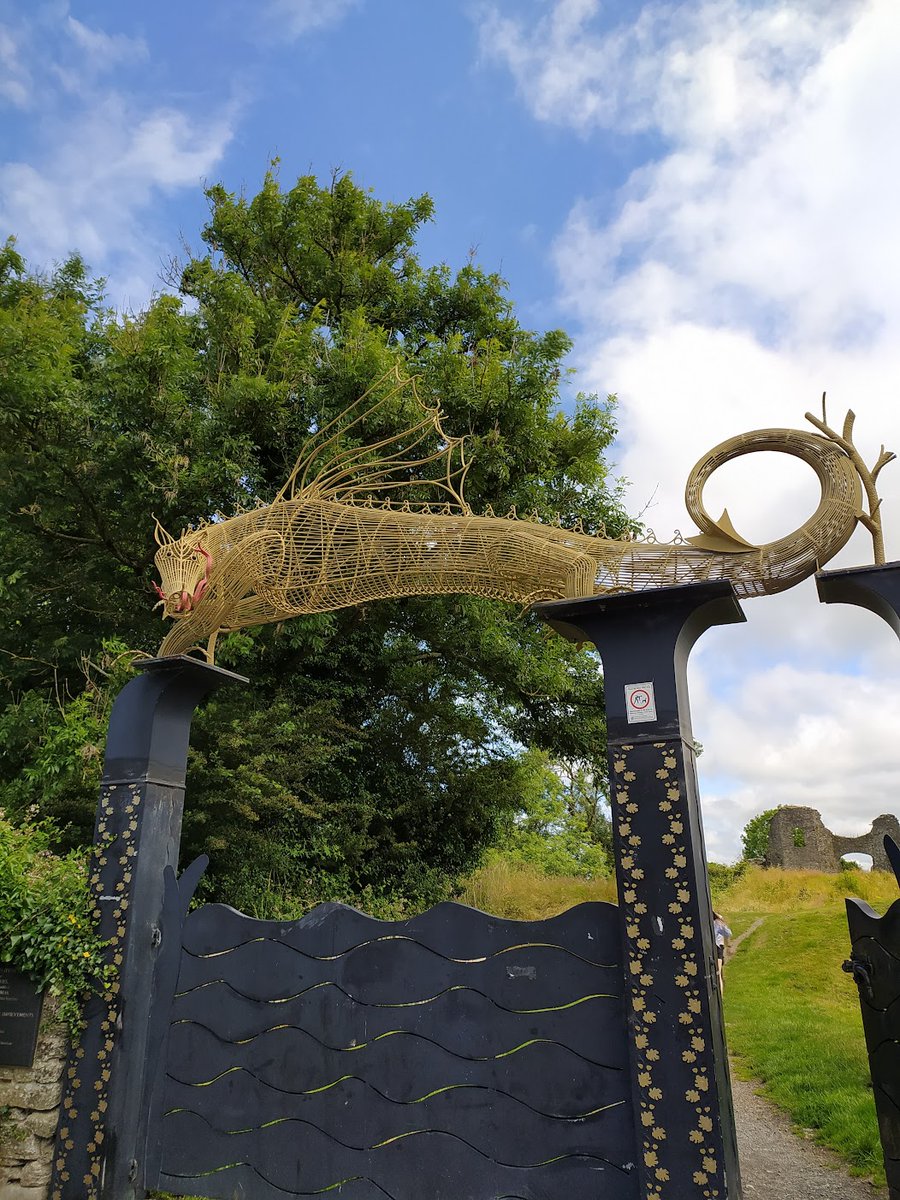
[0, 0, 652, 328]
[4, 0, 900, 862]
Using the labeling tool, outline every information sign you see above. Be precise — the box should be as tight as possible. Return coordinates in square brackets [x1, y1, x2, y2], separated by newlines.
[0, 966, 44, 1068]
[625, 681, 658, 723]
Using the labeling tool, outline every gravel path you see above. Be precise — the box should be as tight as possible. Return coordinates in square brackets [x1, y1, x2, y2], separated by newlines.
[726, 917, 887, 1198]
[732, 1075, 887, 1199]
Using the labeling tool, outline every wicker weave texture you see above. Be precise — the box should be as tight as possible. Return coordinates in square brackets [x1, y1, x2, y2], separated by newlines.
[153, 380, 882, 661]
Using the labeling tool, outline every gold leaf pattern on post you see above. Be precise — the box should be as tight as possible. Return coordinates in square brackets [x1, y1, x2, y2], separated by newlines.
[50, 784, 141, 1200]
[614, 742, 723, 1199]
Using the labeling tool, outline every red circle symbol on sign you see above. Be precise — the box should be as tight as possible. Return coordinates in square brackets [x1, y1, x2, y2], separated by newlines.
[630, 689, 651, 709]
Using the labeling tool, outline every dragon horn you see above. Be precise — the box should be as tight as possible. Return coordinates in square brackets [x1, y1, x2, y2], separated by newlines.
[153, 517, 174, 546]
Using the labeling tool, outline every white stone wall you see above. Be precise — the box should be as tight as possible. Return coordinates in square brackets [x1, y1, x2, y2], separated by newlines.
[0, 994, 67, 1200]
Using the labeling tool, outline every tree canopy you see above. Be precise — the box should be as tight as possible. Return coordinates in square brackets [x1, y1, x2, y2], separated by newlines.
[740, 808, 779, 862]
[0, 168, 634, 913]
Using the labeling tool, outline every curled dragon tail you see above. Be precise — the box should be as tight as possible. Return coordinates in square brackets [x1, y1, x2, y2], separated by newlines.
[683, 423, 864, 597]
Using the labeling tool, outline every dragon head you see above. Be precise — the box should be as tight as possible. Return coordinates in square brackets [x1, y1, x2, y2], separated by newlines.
[153, 520, 213, 618]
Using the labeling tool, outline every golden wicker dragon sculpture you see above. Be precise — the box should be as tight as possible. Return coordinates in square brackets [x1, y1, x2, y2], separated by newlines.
[153, 373, 893, 662]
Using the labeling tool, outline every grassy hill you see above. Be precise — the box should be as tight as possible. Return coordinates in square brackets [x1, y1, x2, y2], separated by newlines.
[461, 858, 897, 1188]
[718, 865, 897, 1187]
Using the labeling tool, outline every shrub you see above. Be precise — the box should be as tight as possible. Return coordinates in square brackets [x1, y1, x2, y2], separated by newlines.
[707, 860, 748, 897]
[0, 810, 112, 1037]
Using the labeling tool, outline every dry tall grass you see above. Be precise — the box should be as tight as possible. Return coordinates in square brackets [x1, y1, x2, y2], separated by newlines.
[458, 859, 898, 921]
[458, 857, 617, 919]
[721, 865, 898, 913]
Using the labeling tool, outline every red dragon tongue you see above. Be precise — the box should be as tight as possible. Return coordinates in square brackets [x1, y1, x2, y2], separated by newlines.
[152, 582, 166, 601]
[189, 544, 213, 605]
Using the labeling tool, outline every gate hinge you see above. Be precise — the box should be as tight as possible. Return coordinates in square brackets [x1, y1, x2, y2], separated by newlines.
[842, 956, 873, 995]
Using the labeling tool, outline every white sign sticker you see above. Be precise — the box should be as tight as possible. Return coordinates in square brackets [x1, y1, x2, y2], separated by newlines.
[625, 682, 657, 724]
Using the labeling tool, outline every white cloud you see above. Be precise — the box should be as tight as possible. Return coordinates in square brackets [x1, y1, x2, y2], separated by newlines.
[548, 7, 899, 347]
[484, 0, 900, 860]
[65, 16, 148, 71]
[479, 0, 860, 143]
[694, 646, 900, 862]
[0, 11, 234, 307]
[266, 0, 361, 40]
[0, 22, 32, 108]
[1, 101, 232, 297]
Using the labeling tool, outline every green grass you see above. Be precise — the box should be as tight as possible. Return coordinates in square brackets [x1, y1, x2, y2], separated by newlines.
[715, 866, 897, 1186]
[721, 910, 763, 940]
[723, 903, 887, 1186]
[716, 864, 898, 913]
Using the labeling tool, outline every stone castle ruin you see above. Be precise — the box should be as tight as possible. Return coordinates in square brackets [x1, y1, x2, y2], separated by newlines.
[766, 806, 900, 872]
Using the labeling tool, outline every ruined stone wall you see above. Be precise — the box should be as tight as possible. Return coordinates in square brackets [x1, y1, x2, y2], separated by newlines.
[0, 994, 67, 1200]
[767, 806, 900, 871]
[767, 806, 837, 870]
[832, 813, 900, 871]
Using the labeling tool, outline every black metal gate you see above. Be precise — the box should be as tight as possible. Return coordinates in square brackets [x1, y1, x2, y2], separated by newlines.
[844, 836, 900, 1200]
[141, 864, 637, 1198]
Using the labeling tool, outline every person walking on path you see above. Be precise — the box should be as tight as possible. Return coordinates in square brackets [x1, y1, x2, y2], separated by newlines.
[713, 911, 732, 991]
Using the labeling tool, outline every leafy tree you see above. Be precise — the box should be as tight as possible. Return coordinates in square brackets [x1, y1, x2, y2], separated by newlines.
[0, 168, 634, 912]
[740, 807, 779, 863]
[498, 750, 611, 878]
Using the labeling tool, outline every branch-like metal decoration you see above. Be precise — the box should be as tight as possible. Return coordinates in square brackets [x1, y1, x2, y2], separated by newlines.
[804, 393, 895, 565]
[152, 371, 893, 662]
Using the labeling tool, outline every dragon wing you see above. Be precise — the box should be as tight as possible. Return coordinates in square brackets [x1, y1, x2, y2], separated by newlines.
[276, 368, 471, 513]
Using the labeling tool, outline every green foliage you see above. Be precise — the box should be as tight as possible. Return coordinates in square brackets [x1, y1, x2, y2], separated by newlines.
[0, 1103, 25, 1146]
[0, 811, 111, 1037]
[494, 749, 611, 878]
[706, 859, 748, 898]
[740, 807, 779, 861]
[0, 642, 139, 844]
[792, 826, 806, 848]
[0, 169, 633, 913]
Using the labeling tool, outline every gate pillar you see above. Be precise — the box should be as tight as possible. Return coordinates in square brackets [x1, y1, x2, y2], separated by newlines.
[816, 560, 900, 638]
[535, 581, 744, 1200]
[817, 560, 900, 1198]
[50, 654, 247, 1200]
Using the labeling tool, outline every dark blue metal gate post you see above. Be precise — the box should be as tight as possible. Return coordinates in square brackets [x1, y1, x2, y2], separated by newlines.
[535, 581, 744, 1200]
[817, 560, 900, 1198]
[49, 655, 246, 1200]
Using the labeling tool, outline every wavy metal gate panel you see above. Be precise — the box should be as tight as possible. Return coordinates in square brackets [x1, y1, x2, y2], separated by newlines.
[147, 885, 638, 1199]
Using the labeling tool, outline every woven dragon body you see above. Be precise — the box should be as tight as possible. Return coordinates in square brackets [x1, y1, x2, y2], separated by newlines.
[153, 379, 891, 662]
